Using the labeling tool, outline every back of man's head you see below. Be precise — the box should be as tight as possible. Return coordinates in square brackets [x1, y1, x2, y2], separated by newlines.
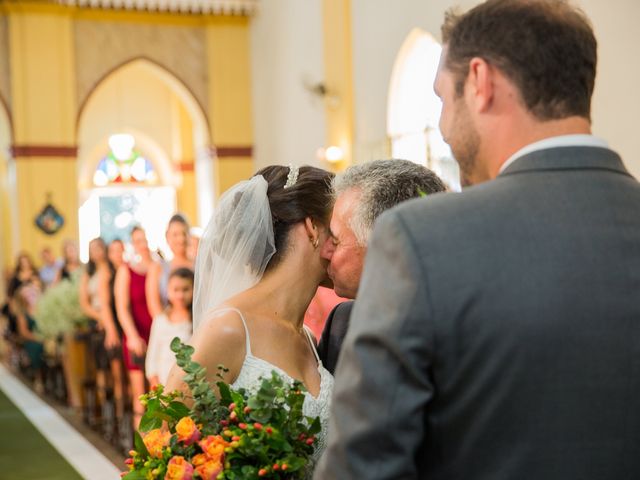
[442, 0, 597, 121]
[334, 159, 447, 246]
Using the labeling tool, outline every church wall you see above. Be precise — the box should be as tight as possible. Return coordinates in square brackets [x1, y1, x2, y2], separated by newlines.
[0, 16, 11, 110]
[0, 106, 11, 300]
[205, 18, 254, 197]
[350, 0, 477, 164]
[250, 0, 326, 170]
[580, 0, 640, 179]
[8, 10, 78, 258]
[174, 97, 198, 226]
[350, 0, 640, 177]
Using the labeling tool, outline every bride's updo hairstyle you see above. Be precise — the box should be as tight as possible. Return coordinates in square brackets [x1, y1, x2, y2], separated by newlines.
[255, 165, 334, 271]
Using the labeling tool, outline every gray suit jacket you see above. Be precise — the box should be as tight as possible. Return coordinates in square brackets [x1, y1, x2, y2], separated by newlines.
[315, 147, 640, 479]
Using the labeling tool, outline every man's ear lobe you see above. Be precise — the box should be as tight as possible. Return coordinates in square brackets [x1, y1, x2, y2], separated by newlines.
[468, 57, 494, 113]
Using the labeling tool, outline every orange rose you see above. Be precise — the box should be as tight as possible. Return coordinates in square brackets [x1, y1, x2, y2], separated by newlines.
[143, 429, 171, 459]
[191, 453, 209, 467]
[194, 459, 223, 480]
[199, 435, 229, 462]
[176, 417, 201, 445]
[164, 456, 194, 480]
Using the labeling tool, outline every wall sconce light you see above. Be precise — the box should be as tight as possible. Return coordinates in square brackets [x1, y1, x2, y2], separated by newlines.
[304, 80, 341, 109]
[317, 145, 344, 163]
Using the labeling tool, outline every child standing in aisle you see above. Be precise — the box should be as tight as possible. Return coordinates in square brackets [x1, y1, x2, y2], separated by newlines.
[145, 267, 194, 387]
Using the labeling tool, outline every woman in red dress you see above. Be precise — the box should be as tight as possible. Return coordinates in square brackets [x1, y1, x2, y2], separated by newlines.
[114, 226, 153, 430]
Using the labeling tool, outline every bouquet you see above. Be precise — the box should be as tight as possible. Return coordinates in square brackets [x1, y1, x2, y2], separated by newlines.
[34, 274, 88, 339]
[123, 338, 321, 480]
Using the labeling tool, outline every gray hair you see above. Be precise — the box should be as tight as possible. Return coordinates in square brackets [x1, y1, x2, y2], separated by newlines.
[334, 159, 447, 245]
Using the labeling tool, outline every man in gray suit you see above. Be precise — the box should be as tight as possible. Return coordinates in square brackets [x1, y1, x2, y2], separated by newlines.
[317, 160, 447, 374]
[315, 1, 640, 479]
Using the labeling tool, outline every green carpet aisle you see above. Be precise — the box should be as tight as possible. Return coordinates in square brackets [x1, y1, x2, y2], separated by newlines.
[0, 364, 121, 480]
[0, 388, 83, 480]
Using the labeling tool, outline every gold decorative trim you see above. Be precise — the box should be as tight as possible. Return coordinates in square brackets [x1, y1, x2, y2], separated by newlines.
[56, 0, 257, 15]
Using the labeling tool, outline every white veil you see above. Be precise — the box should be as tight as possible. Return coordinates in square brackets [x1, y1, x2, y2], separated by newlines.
[192, 175, 276, 330]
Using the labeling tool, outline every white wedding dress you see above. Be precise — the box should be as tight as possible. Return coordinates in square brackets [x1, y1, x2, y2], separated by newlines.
[220, 308, 334, 472]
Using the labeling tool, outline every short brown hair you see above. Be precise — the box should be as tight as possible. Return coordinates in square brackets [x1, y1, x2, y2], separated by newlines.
[442, 0, 597, 121]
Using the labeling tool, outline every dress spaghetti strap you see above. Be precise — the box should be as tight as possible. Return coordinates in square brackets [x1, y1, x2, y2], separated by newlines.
[303, 326, 321, 365]
[210, 307, 252, 355]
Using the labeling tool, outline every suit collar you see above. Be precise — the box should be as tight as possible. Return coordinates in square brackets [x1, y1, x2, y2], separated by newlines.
[499, 146, 631, 178]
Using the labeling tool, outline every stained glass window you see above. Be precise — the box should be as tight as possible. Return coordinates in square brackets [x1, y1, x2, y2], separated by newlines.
[93, 134, 157, 186]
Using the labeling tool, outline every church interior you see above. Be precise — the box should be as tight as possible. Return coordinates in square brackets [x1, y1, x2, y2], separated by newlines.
[0, 0, 639, 478]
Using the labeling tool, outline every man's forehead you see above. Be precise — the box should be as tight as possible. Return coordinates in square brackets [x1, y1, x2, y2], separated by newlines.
[335, 188, 361, 215]
[331, 188, 361, 236]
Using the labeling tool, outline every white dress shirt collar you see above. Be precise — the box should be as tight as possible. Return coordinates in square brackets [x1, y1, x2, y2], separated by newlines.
[499, 134, 609, 174]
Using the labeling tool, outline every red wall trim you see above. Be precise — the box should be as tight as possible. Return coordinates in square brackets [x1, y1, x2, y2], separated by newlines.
[177, 163, 195, 172]
[12, 145, 78, 158]
[213, 145, 253, 158]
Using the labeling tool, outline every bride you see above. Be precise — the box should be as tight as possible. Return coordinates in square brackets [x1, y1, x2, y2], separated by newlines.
[165, 164, 335, 466]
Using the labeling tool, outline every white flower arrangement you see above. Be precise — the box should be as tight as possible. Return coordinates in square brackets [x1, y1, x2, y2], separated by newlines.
[34, 273, 88, 339]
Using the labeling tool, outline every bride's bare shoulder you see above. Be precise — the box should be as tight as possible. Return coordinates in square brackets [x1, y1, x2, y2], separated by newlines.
[193, 308, 247, 345]
[188, 307, 248, 382]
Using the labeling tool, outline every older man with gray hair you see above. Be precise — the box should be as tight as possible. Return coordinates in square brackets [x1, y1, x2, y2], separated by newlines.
[317, 159, 447, 373]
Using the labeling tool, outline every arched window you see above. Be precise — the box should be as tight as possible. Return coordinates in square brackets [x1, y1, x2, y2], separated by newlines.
[388, 29, 460, 191]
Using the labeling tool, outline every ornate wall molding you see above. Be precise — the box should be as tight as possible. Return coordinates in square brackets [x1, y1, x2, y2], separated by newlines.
[74, 20, 208, 121]
[58, 0, 257, 15]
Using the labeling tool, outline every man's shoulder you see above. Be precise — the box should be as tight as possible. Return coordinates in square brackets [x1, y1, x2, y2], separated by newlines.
[384, 181, 506, 226]
[328, 301, 355, 323]
[326, 301, 354, 341]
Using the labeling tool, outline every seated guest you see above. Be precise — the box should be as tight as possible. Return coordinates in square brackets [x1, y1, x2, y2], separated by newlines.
[38, 246, 60, 290]
[11, 284, 44, 388]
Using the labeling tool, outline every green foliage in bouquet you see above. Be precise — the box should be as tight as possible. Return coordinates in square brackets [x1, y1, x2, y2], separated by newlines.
[123, 338, 321, 480]
[34, 275, 88, 339]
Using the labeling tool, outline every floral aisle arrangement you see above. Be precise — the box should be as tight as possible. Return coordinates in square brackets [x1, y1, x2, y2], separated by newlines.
[123, 338, 321, 480]
[34, 274, 87, 339]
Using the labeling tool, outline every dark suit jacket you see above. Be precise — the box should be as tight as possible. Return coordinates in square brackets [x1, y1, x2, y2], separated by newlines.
[317, 301, 354, 375]
[316, 147, 640, 479]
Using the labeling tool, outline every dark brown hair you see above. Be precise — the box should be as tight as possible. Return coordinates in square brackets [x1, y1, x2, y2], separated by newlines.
[13, 251, 37, 277]
[169, 266, 195, 284]
[168, 213, 190, 230]
[167, 267, 194, 311]
[130, 225, 145, 237]
[87, 237, 107, 277]
[255, 165, 334, 270]
[442, 0, 597, 121]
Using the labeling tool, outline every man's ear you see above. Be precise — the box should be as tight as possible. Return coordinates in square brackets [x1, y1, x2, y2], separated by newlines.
[467, 57, 494, 113]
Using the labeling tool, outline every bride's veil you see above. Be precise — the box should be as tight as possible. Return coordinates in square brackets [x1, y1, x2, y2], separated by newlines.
[192, 175, 276, 330]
